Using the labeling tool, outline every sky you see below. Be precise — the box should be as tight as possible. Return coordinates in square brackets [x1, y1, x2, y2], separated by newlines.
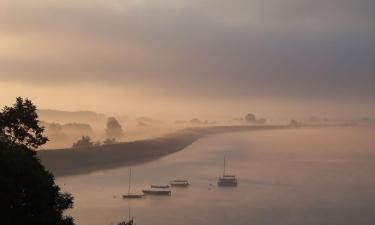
[0, 0, 374, 119]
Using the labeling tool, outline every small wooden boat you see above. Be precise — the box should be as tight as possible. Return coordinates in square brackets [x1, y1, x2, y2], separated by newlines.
[123, 168, 145, 199]
[170, 179, 190, 187]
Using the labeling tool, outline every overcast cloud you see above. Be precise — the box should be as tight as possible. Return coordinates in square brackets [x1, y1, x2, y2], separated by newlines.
[0, 0, 374, 115]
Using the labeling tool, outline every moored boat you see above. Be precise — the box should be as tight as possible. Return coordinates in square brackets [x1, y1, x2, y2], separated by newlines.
[123, 168, 145, 199]
[142, 188, 172, 196]
[150, 184, 170, 189]
[170, 179, 190, 187]
[122, 193, 144, 199]
[217, 155, 238, 187]
[217, 175, 238, 187]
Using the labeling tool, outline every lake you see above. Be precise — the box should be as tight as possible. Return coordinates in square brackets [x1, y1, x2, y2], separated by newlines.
[57, 127, 375, 225]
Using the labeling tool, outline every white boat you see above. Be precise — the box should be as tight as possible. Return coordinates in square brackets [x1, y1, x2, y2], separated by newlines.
[123, 168, 144, 199]
[142, 182, 172, 195]
[170, 179, 190, 187]
[217, 155, 238, 187]
[142, 187, 172, 196]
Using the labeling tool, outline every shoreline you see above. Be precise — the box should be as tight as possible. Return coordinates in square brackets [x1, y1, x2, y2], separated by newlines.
[38, 125, 292, 177]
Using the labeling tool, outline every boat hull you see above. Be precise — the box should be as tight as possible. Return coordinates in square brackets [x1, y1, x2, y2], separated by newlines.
[217, 181, 238, 187]
[142, 190, 171, 195]
[150, 185, 170, 189]
[122, 194, 144, 199]
[170, 183, 189, 187]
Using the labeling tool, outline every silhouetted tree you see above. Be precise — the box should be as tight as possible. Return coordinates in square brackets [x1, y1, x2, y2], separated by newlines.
[244, 113, 267, 124]
[106, 117, 124, 139]
[117, 219, 133, 225]
[0, 97, 48, 149]
[72, 136, 93, 148]
[103, 138, 116, 145]
[290, 119, 299, 126]
[0, 97, 75, 225]
[244, 113, 256, 122]
[190, 118, 202, 124]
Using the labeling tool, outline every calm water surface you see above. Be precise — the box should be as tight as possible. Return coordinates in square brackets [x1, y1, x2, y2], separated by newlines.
[57, 127, 375, 225]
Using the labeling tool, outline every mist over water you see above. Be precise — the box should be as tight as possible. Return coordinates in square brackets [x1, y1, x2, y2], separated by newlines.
[2, 1, 374, 224]
[57, 127, 375, 225]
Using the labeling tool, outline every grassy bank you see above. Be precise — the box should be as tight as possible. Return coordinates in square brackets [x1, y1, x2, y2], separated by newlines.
[38, 125, 290, 177]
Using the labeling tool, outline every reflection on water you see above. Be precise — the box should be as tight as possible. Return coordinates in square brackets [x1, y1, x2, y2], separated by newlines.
[57, 127, 375, 225]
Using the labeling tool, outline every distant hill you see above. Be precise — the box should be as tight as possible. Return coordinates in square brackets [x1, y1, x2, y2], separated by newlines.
[37, 109, 106, 124]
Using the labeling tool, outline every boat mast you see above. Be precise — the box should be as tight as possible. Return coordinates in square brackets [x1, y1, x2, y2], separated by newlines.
[223, 154, 226, 176]
[128, 168, 132, 195]
[128, 204, 131, 221]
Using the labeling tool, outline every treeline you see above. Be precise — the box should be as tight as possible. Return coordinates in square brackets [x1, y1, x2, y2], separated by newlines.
[41, 115, 125, 149]
[72, 136, 117, 148]
[71, 116, 124, 149]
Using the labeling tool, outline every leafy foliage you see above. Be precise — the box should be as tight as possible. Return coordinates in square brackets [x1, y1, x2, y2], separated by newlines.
[244, 113, 256, 122]
[0, 97, 75, 225]
[106, 117, 124, 139]
[72, 136, 93, 148]
[117, 219, 134, 225]
[0, 97, 48, 149]
[103, 138, 116, 145]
